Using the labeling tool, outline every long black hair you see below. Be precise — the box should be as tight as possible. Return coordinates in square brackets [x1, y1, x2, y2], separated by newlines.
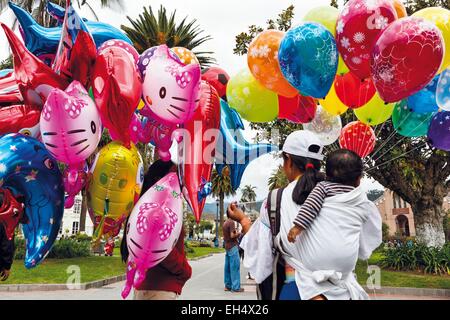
[282, 152, 325, 206]
[120, 160, 176, 263]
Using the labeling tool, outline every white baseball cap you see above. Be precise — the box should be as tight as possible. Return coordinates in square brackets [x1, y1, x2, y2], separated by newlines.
[282, 130, 324, 161]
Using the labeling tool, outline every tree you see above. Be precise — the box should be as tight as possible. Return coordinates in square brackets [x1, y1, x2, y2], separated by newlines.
[241, 185, 257, 203]
[211, 167, 236, 235]
[234, 2, 450, 247]
[121, 5, 215, 68]
[268, 165, 289, 191]
[367, 189, 385, 202]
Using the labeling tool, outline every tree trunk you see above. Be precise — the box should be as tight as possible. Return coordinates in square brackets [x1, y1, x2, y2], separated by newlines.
[219, 193, 225, 238]
[412, 201, 446, 248]
[79, 190, 87, 233]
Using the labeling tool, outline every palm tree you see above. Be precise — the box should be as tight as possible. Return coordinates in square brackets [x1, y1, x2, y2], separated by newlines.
[241, 185, 257, 203]
[121, 5, 215, 68]
[211, 167, 236, 235]
[268, 165, 289, 191]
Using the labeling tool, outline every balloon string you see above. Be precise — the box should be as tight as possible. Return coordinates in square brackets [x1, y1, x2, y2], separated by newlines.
[366, 143, 427, 173]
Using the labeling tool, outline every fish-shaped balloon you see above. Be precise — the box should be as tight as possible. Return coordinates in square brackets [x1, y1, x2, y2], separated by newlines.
[121, 173, 183, 299]
[0, 104, 41, 139]
[0, 71, 23, 107]
[0, 134, 64, 268]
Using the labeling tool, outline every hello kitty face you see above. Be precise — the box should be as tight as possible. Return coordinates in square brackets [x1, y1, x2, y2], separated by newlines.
[139, 45, 201, 125]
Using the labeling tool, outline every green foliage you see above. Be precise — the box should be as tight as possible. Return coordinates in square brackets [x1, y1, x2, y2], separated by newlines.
[241, 185, 257, 203]
[15, 236, 92, 260]
[268, 165, 289, 191]
[382, 223, 390, 241]
[367, 189, 385, 201]
[0, 56, 12, 70]
[13, 237, 26, 260]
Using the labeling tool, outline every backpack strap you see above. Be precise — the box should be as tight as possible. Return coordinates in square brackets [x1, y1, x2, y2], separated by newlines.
[267, 188, 284, 255]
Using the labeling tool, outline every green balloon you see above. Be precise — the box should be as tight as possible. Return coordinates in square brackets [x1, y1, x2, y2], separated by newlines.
[355, 93, 395, 126]
[226, 69, 279, 123]
[89, 87, 95, 101]
[392, 100, 434, 137]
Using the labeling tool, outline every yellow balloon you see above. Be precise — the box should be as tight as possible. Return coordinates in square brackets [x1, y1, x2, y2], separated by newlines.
[337, 55, 350, 75]
[320, 80, 348, 116]
[137, 100, 145, 110]
[413, 7, 450, 73]
[354, 93, 395, 126]
[87, 142, 144, 240]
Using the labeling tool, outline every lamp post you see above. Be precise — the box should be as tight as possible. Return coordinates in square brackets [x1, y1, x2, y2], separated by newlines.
[215, 198, 219, 248]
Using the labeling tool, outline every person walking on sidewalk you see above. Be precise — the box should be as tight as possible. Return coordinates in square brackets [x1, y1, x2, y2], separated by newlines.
[223, 211, 244, 293]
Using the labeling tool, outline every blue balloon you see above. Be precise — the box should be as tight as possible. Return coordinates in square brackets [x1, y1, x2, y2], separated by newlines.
[46, 2, 66, 26]
[0, 69, 13, 78]
[8, 2, 132, 58]
[215, 100, 278, 191]
[0, 134, 64, 269]
[407, 75, 440, 114]
[278, 22, 338, 99]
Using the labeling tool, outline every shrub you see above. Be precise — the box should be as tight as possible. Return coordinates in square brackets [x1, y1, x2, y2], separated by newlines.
[14, 237, 26, 260]
[47, 237, 91, 259]
[184, 241, 194, 254]
[382, 223, 390, 241]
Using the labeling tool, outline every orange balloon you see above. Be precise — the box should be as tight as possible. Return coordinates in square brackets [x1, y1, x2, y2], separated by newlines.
[247, 30, 298, 98]
[172, 47, 199, 65]
[392, 0, 407, 18]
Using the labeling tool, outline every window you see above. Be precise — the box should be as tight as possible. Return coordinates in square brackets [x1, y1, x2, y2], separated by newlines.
[72, 221, 79, 235]
[59, 224, 63, 234]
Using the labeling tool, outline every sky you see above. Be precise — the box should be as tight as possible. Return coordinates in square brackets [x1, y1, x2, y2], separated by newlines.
[0, 0, 384, 202]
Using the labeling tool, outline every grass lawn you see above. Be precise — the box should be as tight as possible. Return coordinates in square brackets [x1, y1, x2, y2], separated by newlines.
[186, 246, 225, 259]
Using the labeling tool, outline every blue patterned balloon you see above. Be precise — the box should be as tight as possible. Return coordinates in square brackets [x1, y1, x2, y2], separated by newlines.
[407, 75, 439, 114]
[215, 100, 278, 191]
[0, 134, 64, 269]
[437, 68, 450, 112]
[428, 111, 450, 151]
[278, 22, 338, 99]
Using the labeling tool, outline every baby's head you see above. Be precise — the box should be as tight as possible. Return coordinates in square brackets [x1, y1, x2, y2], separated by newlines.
[326, 149, 363, 187]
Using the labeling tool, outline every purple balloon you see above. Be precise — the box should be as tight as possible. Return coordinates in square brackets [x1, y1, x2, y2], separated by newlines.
[137, 46, 181, 79]
[428, 111, 450, 151]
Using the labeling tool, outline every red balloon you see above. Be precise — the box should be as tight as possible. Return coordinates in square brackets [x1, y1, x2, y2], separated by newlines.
[179, 81, 221, 222]
[92, 46, 142, 147]
[278, 94, 317, 124]
[0, 188, 25, 241]
[339, 121, 376, 158]
[371, 17, 444, 103]
[201, 67, 230, 100]
[0, 104, 41, 137]
[1, 23, 69, 107]
[334, 72, 376, 109]
[0, 71, 23, 107]
[336, 0, 397, 80]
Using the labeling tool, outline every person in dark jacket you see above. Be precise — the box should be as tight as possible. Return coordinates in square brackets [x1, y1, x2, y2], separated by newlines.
[0, 224, 14, 281]
[121, 160, 192, 300]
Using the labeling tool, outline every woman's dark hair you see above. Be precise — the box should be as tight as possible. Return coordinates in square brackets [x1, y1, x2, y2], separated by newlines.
[283, 152, 325, 206]
[120, 160, 175, 263]
[326, 149, 363, 187]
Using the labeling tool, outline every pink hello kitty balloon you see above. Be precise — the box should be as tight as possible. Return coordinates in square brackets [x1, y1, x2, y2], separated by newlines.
[121, 173, 183, 299]
[40, 81, 102, 208]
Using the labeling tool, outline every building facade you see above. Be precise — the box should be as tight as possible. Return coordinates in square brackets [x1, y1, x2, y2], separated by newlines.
[59, 194, 94, 238]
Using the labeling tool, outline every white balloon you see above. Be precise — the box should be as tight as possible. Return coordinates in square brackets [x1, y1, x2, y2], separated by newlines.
[437, 68, 450, 111]
[303, 106, 342, 146]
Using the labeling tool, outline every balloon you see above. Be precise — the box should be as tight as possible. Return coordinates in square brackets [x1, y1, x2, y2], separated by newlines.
[303, 106, 342, 146]
[407, 76, 439, 114]
[172, 47, 199, 65]
[339, 121, 376, 158]
[391, 0, 407, 18]
[0, 69, 13, 77]
[320, 79, 349, 116]
[0, 105, 41, 138]
[392, 100, 434, 137]
[0, 134, 64, 268]
[278, 94, 317, 124]
[336, 0, 397, 80]
[412, 7, 450, 74]
[371, 17, 444, 103]
[247, 30, 297, 97]
[437, 68, 450, 111]
[354, 93, 395, 125]
[279, 22, 338, 99]
[428, 111, 450, 151]
[87, 142, 144, 241]
[0, 188, 25, 241]
[0, 71, 24, 107]
[8, 1, 131, 60]
[215, 100, 278, 191]
[98, 39, 140, 64]
[137, 46, 181, 77]
[40, 81, 102, 208]
[121, 173, 183, 299]
[201, 67, 230, 100]
[52, 1, 97, 88]
[179, 81, 221, 222]
[226, 69, 278, 123]
[334, 72, 376, 109]
[92, 45, 142, 147]
[1, 23, 69, 107]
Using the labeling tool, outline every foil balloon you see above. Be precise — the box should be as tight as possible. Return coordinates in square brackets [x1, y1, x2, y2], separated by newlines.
[428, 111, 450, 151]
[0, 188, 25, 241]
[179, 81, 221, 223]
[0, 134, 64, 268]
[437, 68, 450, 111]
[215, 100, 278, 191]
[336, 0, 397, 80]
[392, 0, 407, 18]
[226, 69, 279, 123]
[8, 1, 131, 60]
[371, 17, 444, 103]
[98, 39, 140, 64]
[172, 47, 199, 65]
[392, 100, 434, 138]
[0, 71, 23, 107]
[339, 121, 376, 158]
[303, 106, 342, 146]
[1, 23, 69, 107]
[93, 45, 142, 147]
[0, 69, 13, 77]
[87, 142, 144, 241]
[334, 72, 376, 109]
[407, 76, 439, 114]
[0, 105, 41, 138]
[247, 30, 297, 98]
[320, 79, 349, 116]
[40, 81, 102, 208]
[278, 95, 317, 124]
[121, 173, 183, 299]
[278, 22, 338, 99]
[354, 93, 395, 126]
[201, 67, 230, 100]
